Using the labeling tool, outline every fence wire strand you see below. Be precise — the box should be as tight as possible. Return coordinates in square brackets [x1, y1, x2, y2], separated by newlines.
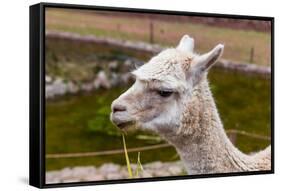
[46, 129, 270, 159]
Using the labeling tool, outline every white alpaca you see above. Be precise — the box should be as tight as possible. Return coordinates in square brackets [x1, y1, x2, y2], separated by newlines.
[110, 35, 271, 174]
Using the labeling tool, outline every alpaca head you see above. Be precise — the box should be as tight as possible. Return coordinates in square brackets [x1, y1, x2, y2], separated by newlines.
[110, 35, 224, 135]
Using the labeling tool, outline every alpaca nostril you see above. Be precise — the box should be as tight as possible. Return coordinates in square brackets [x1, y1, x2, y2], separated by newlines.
[113, 104, 127, 113]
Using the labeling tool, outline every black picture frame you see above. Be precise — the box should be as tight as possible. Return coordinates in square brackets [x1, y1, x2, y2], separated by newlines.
[29, 2, 275, 189]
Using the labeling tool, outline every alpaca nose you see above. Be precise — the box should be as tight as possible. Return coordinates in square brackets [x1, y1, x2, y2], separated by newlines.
[112, 104, 127, 113]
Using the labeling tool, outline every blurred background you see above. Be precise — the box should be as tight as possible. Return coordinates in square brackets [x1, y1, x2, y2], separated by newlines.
[45, 8, 271, 183]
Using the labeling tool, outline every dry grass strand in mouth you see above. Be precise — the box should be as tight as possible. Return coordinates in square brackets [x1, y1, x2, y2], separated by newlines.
[118, 122, 138, 133]
[122, 133, 144, 178]
[135, 152, 144, 177]
[122, 134, 133, 178]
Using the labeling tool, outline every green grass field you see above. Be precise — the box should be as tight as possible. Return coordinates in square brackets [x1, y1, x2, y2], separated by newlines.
[46, 8, 271, 66]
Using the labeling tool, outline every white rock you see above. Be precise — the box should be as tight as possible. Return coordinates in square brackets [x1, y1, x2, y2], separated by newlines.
[109, 61, 118, 70]
[45, 75, 52, 83]
[59, 167, 74, 180]
[94, 71, 111, 89]
[62, 178, 80, 183]
[53, 78, 67, 95]
[106, 173, 123, 180]
[124, 59, 133, 67]
[83, 174, 105, 181]
[110, 73, 121, 86]
[99, 163, 120, 173]
[66, 81, 79, 93]
[168, 165, 184, 175]
[81, 82, 95, 92]
[71, 166, 94, 178]
[139, 170, 153, 178]
[45, 85, 55, 98]
[54, 77, 63, 84]
[145, 161, 163, 169]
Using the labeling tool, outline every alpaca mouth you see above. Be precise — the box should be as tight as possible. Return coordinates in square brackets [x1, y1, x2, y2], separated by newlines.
[115, 121, 135, 130]
[110, 113, 135, 130]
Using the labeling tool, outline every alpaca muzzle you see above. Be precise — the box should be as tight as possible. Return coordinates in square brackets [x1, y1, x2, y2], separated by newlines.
[110, 101, 134, 129]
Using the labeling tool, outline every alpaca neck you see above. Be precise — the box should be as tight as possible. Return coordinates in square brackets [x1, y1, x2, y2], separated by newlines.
[163, 78, 252, 174]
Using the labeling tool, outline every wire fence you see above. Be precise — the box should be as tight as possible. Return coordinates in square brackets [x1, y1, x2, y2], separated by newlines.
[46, 129, 270, 159]
[46, 143, 170, 159]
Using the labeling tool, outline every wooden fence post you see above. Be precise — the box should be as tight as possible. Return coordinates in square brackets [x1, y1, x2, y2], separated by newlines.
[250, 47, 255, 63]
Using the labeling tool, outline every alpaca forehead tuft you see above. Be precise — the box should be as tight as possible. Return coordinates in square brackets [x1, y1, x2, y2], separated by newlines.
[132, 48, 194, 82]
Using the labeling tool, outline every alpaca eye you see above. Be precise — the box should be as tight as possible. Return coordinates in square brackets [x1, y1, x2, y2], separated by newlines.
[157, 90, 173, 97]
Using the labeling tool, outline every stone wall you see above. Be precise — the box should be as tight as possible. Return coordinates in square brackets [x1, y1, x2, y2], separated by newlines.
[46, 161, 186, 184]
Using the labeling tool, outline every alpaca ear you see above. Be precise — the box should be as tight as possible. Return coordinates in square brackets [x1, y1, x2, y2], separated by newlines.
[177, 35, 194, 52]
[191, 44, 224, 84]
[194, 44, 224, 72]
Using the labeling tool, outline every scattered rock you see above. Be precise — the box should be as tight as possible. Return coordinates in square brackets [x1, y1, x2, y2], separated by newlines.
[124, 59, 133, 67]
[168, 164, 183, 175]
[81, 81, 95, 92]
[94, 71, 111, 89]
[59, 167, 74, 180]
[106, 173, 123, 180]
[99, 163, 120, 173]
[45, 56, 144, 99]
[109, 61, 118, 70]
[45, 75, 52, 83]
[139, 170, 153, 178]
[83, 174, 105, 181]
[53, 78, 67, 96]
[110, 72, 121, 86]
[66, 81, 79, 93]
[45, 85, 55, 99]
